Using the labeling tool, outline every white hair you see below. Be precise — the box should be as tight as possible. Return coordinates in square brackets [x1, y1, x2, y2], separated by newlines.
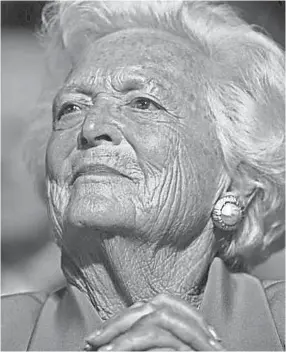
[25, 0, 285, 270]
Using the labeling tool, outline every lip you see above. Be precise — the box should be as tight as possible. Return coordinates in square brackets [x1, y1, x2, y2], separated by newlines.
[71, 164, 130, 184]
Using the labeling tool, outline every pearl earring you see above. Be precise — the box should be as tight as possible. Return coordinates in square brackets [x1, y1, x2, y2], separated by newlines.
[212, 193, 244, 231]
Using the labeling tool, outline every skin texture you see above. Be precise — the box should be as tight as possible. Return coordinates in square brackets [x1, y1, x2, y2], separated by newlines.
[85, 294, 224, 351]
[46, 28, 225, 350]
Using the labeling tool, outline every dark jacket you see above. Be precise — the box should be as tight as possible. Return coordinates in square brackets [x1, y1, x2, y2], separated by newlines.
[2, 258, 284, 351]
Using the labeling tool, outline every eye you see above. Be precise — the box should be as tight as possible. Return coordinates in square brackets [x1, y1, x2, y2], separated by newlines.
[58, 103, 81, 119]
[129, 97, 162, 111]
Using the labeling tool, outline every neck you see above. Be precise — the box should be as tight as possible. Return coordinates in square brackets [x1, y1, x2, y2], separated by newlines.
[61, 225, 215, 321]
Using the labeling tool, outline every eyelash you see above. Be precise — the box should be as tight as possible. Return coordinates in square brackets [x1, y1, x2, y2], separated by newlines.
[129, 97, 164, 111]
[56, 96, 164, 121]
[57, 103, 81, 120]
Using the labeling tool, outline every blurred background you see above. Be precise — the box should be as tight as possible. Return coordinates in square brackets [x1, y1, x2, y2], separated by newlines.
[1, 1, 285, 295]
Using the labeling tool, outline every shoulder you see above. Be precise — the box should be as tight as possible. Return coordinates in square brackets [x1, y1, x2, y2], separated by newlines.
[206, 258, 285, 349]
[262, 280, 285, 347]
[2, 291, 48, 323]
[1, 289, 65, 351]
[2, 290, 48, 304]
[2, 291, 49, 320]
[263, 279, 285, 305]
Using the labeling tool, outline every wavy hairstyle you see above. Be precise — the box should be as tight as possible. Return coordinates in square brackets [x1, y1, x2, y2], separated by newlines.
[25, 1, 285, 270]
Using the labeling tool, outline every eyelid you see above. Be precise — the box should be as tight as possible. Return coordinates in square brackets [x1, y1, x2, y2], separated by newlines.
[58, 102, 81, 119]
[54, 95, 93, 120]
[127, 94, 166, 111]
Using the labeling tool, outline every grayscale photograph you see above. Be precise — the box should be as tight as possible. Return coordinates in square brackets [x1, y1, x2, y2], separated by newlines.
[1, 1, 285, 351]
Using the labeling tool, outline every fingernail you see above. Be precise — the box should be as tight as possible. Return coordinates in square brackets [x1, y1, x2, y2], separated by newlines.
[98, 345, 113, 351]
[83, 342, 92, 351]
[209, 339, 225, 351]
[208, 325, 221, 341]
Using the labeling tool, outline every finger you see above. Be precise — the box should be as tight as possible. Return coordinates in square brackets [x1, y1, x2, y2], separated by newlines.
[146, 349, 177, 351]
[130, 301, 145, 308]
[85, 302, 155, 347]
[97, 325, 190, 351]
[135, 308, 225, 351]
[151, 294, 220, 340]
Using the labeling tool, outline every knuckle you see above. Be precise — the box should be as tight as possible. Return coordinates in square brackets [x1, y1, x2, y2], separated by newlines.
[133, 313, 152, 328]
[144, 301, 156, 313]
[154, 307, 170, 321]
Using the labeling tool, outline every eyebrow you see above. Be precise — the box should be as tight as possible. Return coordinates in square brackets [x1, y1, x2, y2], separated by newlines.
[110, 68, 147, 92]
[62, 66, 171, 98]
[110, 67, 173, 100]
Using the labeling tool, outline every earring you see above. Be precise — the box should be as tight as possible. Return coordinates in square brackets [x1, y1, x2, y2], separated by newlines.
[212, 193, 244, 231]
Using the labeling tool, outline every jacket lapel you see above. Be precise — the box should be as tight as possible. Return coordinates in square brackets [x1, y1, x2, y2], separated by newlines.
[28, 285, 102, 351]
[200, 258, 283, 351]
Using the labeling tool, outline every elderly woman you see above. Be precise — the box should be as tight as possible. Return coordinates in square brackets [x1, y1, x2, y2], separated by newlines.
[2, 1, 285, 351]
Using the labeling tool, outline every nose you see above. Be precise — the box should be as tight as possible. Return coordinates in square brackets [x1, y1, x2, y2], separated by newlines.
[78, 115, 122, 149]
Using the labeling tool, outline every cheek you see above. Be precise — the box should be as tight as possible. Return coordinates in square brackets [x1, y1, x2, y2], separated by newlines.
[121, 118, 180, 208]
[120, 117, 178, 170]
[46, 130, 77, 181]
[48, 179, 70, 215]
[46, 178, 70, 242]
[181, 119, 223, 210]
[151, 121, 223, 245]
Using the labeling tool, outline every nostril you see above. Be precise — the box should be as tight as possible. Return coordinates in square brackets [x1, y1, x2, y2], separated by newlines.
[95, 134, 112, 142]
[80, 134, 112, 148]
[81, 136, 89, 146]
[79, 127, 121, 149]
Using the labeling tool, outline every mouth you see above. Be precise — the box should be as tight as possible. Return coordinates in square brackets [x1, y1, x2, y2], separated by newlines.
[71, 164, 130, 184]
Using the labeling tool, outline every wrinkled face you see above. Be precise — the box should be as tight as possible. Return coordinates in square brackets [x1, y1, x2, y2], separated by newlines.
[46, 28, 222, 247]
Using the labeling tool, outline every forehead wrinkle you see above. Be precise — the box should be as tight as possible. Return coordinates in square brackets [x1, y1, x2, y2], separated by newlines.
[108, 65, 172, 98]
[65, 66, 147, 94]
[63, 67, 104, 95]
[109, 66, 145, 92]
[65, 63, 178, 104]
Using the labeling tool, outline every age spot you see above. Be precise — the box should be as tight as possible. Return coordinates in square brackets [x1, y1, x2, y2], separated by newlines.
[189, 93, 197, 112]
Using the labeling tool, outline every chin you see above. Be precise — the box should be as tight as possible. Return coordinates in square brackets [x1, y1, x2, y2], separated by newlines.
[63, 186, 136, 234]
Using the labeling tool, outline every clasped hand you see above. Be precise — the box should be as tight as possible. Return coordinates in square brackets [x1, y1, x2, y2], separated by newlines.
[84, 294, 225, 351]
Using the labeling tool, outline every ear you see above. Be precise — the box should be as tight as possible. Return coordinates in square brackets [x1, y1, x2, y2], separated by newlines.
[227, 178, 258, 212]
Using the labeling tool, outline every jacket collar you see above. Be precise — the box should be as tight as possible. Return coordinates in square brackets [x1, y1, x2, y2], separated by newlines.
[29, 257, 282, 350]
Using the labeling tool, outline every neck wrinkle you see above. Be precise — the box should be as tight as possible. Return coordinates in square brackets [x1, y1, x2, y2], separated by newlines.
[61, 224, 215, 320]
